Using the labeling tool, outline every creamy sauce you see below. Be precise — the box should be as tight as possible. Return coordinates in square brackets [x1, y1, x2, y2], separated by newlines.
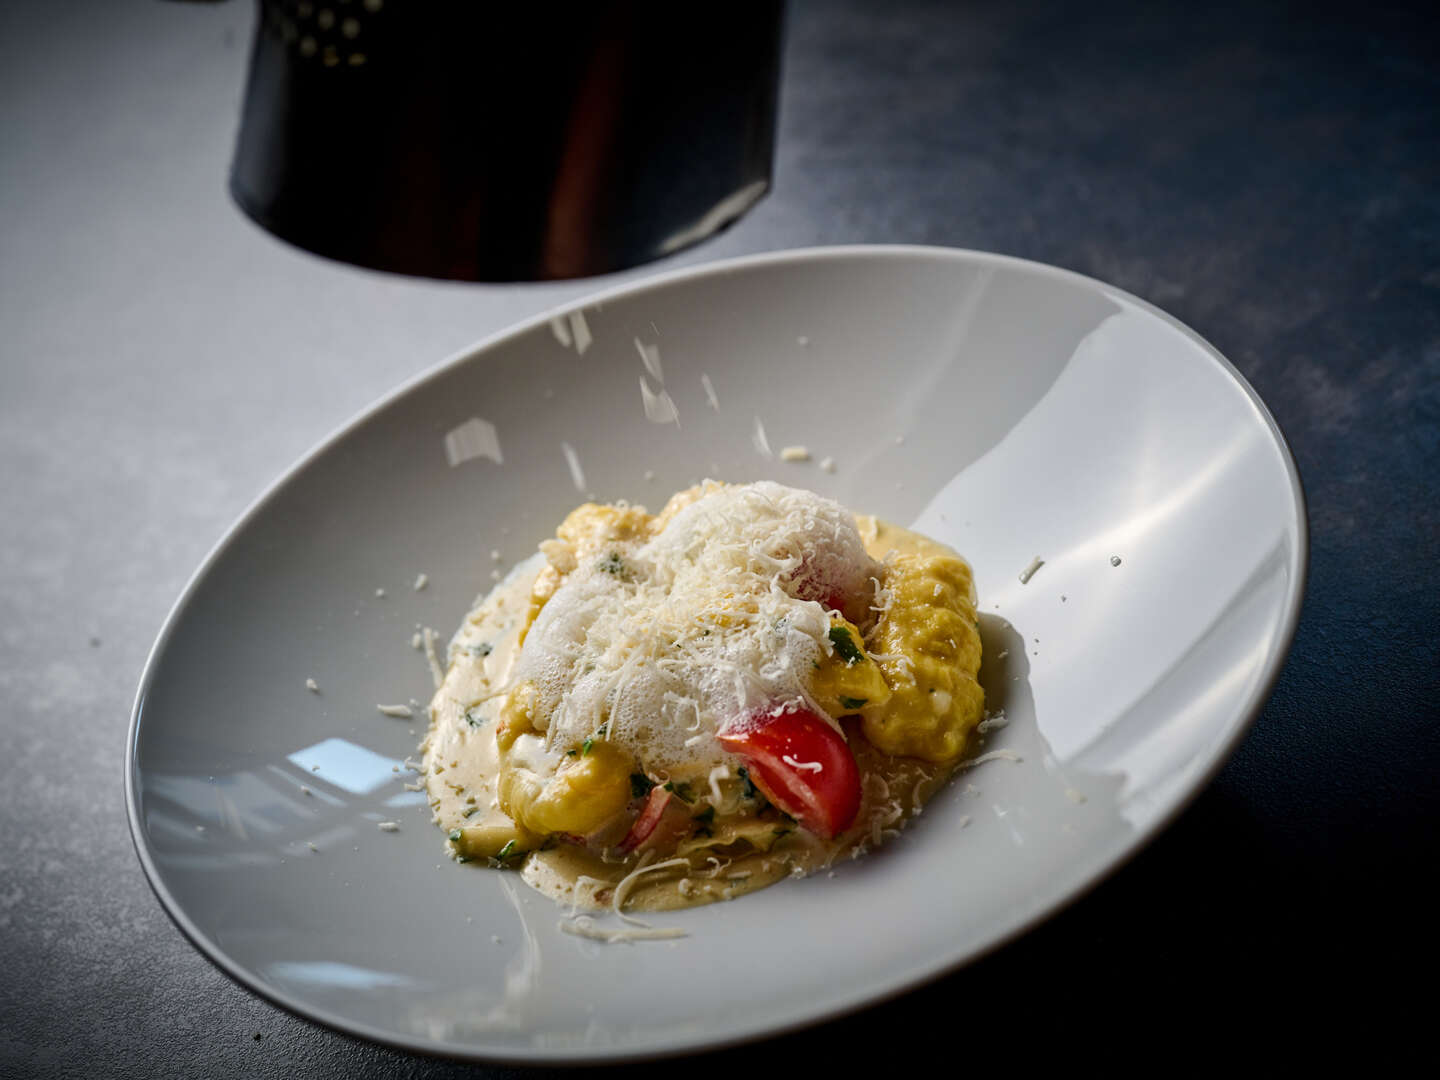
[420, 556, 543, 846]
[422, 514, 975, 915]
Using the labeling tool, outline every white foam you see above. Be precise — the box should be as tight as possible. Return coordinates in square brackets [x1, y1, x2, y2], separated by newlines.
[511, 482, 877, 776]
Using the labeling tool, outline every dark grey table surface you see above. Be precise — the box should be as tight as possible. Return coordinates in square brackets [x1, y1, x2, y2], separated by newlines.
[2, 0, 1436, 1074]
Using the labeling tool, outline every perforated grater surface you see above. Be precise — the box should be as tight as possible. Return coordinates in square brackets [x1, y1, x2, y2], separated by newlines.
[231, 0, 785, 281]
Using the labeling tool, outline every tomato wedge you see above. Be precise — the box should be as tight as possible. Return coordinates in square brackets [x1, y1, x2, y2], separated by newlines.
[617, 785, 672, 853]
[717, 704, 862, 839]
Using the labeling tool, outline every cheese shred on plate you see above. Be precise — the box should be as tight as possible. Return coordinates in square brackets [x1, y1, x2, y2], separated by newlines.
[419, 481, 991, 921]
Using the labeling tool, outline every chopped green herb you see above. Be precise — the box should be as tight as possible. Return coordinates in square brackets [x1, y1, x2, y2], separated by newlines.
[466, 642, 493, 658]
[693, 806, 716, 825]
[495, 839, 521, 862]
[581, 737, 593, 756]
[463, 707, 484, 728]
[737, 766, 758, 799]
[828, 625, 864, 665]
[630, 773, 655, 799]
[772, 826, 793, 839]
[663, 780, 695, 803]
[839, 695, 868, 711]
[778, 811, 798, 826]
[448, 828, 462, 843]
[597, 551, 631, 579]
[566, 748, 578, 757]
[462, 805, 480, 818]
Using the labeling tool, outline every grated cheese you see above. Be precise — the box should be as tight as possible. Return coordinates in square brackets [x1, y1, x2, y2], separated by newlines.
[640, 376, 680, 425]
[707, 764, 730, 802]
[751, 416, 772, 457]
[558, 916, 687, 944]
[782, 755, 822, 773]
[413, 572, 428, 591]
[567, 310, 592, 355]
[444, 418, 503, 467]
[422, 627, 444, 688]
[377, 704, 413, 718]
[819, 457, 836, 473]
[549, 315, 572, 348]
[634, 338, 664, 382]
[560, 442, 586, 492]
[513, 482, 876, 772]
[305, 678, 319, 693]
[779, 446, 811, 462]
[611, 856, 692, 923]
[377, 821, 400, 832]
[700, 373, 720, 412]
[1019, 556, 1044, 584]
[961, 749, 1023, 769]
[977, 709, 1009, 733]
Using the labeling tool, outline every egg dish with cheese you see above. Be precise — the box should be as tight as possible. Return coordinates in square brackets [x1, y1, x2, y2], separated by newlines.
[420, 481, 983, 913]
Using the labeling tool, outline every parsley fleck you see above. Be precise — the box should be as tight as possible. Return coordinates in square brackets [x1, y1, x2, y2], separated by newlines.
[693, 806, 716, 825]
[463, 707, 484, 728]
[630, 773, 655, 799]
[839, 695, 868, 711]
[582, 724, 608, 756]
[448, 828, 462, 843]
[495, 839, 521, 862]
[466, 642, 493, 658]
[737, 766, 758, 799]
[597, 551, 631, 579]
[462, 805, 480, 818]
[566, 749, 577, 757]
[828, 625, 864, 665]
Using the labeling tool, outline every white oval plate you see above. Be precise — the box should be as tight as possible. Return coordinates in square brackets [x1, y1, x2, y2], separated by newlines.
[127, 246, 1306, 1062]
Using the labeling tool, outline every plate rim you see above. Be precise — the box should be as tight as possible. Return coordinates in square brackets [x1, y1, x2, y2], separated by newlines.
[125, 243, 1310, 1063]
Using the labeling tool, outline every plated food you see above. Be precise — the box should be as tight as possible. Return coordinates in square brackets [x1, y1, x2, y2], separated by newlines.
[421, 480, 985, 914]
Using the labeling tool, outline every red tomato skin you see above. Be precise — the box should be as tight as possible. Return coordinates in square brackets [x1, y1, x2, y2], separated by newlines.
[718, 704, 862, 839]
